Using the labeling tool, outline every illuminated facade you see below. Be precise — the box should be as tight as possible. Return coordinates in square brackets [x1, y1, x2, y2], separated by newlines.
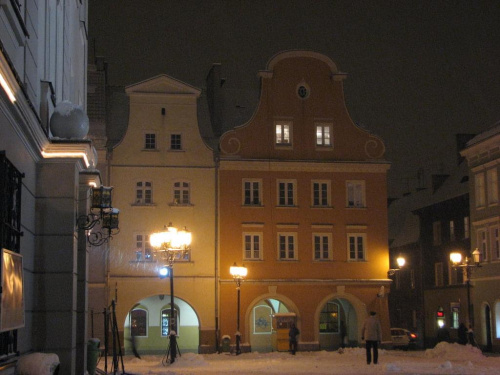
[106, 75, 217, 354]
[217, 51, 392, 352]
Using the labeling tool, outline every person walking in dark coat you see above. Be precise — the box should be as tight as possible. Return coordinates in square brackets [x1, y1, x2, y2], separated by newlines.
[361, 311, 382, 365]
[289, 323, 300, 355]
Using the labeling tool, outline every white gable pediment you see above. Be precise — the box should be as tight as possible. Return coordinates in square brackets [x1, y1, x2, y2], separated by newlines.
[125, 74, 201, 97]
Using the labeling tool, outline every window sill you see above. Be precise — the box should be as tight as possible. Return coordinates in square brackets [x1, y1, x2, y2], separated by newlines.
[168, 203, 194, 207]
[276, 205, 298, 209]
[278, 259, 299, 262]
[168, 149, 185, 152]
[311, 205, 333, 209]
[242, 204, 264, 208]
[131, 203, 157, 207]
[141, 149, 160, 152]
[345, 206, 367, 209]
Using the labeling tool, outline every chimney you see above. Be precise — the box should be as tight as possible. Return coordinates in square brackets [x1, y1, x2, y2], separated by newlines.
[206, 63, 226, 137]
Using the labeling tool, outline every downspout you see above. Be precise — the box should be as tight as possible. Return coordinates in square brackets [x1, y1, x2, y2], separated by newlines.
[214, 153, 220, 352]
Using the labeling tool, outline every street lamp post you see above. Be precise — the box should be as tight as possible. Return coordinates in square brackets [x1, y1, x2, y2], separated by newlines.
[450, 249, 481, 327]
[229, 263, 247, 355]
[150, 223, 192, 364]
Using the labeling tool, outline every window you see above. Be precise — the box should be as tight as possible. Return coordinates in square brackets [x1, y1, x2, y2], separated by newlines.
[243, 179, 262, 206]
[449, 220, 455, 241]
[278, 233, 297, 260]
[477, 229, 488, 262]
[244, 233, 262, 260]
[433, 221, 442, 246]
[170, 134, 182, 150]
[449, 261, 463, 285]
[275, 122, 292, 145]
[312, 181, 330, 207]
[173, 181, 190, 205]
[130, 309, 147, 337]
[475, 173, 485, 207]
[435, 262, 444, 287]
[135, 234, 152, 260]
[395, 271, 401, 290]
[313, 234, 332, 260]
[347, 234, 366, 261]
[144, 133, 156, 150]
[136, 181, 153, 204]
[319, 301, 339, 333]
[487, 168, 498, 205]
[161, 308, 178, 336]
[346, 181, 365, 208]
[491, 226, 500, 260]
[277, 180, 296, 206]
[451, 303, 460, 329]
[316, 123, 332, 147]
[464, 216, 470, 239]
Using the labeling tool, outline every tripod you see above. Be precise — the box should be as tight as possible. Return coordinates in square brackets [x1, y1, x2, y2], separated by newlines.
[103, 300, 131, 375]
[162, 333, 181, 366]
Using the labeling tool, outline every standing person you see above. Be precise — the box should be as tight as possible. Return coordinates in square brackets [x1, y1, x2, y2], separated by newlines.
[340, 320, 347, 348]
[361, 311, 382, 365]
[288, 323, 300, 355]
[468, 325, 477, 347]
[457, 323, 467, 345]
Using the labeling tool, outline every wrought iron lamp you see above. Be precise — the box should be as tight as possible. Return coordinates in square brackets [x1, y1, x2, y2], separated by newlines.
[387, 255, 406, 276]
[450, 248, 481, 326]
[230, 263, 247, 355]
[78, 186, 120, 246]
[150, 223, 192, 364]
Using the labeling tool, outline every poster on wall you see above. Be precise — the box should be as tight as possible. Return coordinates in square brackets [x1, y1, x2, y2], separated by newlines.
[0, 248, 24, 332]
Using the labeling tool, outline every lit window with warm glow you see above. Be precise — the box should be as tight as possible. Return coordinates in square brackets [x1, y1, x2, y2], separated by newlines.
[316, 123, 332, 147]
[275, 122, 292, 145]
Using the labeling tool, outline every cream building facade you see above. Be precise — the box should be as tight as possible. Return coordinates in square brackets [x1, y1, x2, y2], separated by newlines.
[461, 123, 500, 352]
[107, 75, 217, 354]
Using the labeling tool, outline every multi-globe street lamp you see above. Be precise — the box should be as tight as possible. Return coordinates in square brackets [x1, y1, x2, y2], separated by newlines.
[150, 223, 192, 364]
[450, 248, 481, 327]
[229, 263, 247, 355]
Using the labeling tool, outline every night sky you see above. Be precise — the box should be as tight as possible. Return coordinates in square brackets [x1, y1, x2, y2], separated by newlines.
[88, 1, 500, 198]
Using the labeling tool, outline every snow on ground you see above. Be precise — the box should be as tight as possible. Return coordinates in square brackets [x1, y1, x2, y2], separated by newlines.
[97, 342, 500, 375]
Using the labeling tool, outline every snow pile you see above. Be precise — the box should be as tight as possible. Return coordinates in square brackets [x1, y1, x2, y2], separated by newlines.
[173, 352, 209, 367]
[425, 342, 484, 361]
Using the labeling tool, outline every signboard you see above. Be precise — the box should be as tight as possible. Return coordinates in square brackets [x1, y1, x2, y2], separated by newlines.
[0, 248, 24, 332]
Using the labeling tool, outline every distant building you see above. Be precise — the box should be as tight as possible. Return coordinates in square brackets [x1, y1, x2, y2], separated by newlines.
[217, 51, 391, 352]
[461, 123, 500, 352]
[0, 2, 100, 374]
[388, 135, 473, 348]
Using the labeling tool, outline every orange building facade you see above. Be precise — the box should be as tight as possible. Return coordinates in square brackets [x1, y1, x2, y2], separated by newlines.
[218, 51, 392, 352]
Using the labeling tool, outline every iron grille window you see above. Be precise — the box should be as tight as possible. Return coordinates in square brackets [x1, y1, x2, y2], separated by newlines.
[0, 151, 24, 359]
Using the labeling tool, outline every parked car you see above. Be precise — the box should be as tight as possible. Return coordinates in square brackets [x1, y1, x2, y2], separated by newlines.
[390, 328, 417, 349]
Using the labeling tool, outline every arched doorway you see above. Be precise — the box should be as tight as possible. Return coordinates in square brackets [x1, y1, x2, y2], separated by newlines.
[124, 295, 199, 355]
[249, 297, 293, 352]
[318, 297, 358, 350]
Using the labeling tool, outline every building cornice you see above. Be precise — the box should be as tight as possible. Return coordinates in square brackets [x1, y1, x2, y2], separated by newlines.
[219, 159, 390, 173]
[220, 278, 393, 285]
[41, 140, 97, 171]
